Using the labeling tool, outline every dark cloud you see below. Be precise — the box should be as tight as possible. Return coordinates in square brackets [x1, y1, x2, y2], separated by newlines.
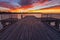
[20, 0, 32, 6]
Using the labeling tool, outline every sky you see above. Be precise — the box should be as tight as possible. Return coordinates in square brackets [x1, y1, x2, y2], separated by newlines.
[0, 0, 54, 6]
[0, 0, 60, 10]
[0, 0, 59, 5]
[0, 0, 21, 7]
[0, 0, 48, 6]
[0, 0, 19, 2]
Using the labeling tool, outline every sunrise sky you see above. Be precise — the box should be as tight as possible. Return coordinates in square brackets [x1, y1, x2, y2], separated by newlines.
[0, 0, 60, 12]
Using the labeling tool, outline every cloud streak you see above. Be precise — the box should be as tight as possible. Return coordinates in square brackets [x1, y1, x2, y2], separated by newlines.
[0, 0, 21, 7]
[0, 0, 60, 10]
[28, 0, 60, 10]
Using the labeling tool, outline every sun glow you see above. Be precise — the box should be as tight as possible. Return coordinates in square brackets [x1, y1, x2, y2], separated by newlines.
[9, 6, 60, 14]
[9, 2, 60, 14]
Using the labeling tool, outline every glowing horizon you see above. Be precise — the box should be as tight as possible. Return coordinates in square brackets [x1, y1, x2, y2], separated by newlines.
[0, 0, 60, 13]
